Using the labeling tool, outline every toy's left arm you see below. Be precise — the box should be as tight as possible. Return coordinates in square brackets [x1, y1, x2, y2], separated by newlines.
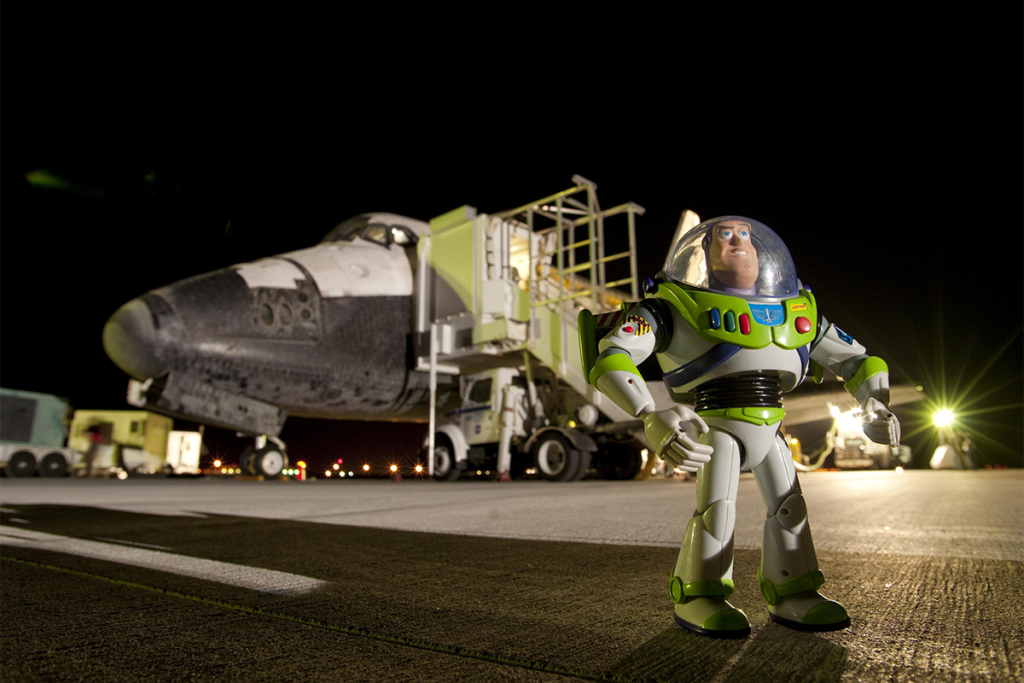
[809, 317, 901, 447]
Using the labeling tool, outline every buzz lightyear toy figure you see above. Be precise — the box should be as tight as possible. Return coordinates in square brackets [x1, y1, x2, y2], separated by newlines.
[579, 216, 900, 638]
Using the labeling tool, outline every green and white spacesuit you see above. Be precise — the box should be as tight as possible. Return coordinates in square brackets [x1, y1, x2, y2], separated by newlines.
[580, 216, 900, 638]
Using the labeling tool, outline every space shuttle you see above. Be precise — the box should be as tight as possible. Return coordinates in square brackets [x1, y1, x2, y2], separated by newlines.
[103, 212, 461, 434]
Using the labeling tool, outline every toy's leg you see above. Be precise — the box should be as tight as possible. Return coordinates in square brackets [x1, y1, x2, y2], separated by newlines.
[752, 434, 850, 631]
[670, 427, 750, 638]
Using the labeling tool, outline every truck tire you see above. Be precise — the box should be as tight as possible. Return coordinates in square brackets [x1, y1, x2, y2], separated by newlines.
[432, 435, 461, 482]
[571, 452, 592, 481]
[598, 442, 645, 480]
[533, 433, 583, 482]
[254, 446, 287, 478]
[40, 452, 69, 478]
[7, 451, 36, 477]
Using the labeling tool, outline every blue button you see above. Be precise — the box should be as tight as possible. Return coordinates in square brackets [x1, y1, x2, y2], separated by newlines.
[709, 308, 721, 329]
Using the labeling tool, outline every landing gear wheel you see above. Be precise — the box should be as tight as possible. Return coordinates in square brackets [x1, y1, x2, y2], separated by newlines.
[533, 433, 583, 482]
[254, 446, 287, 478]
[7, 451, 36, 477]
[432, 435, 461, 482]
[40, 452, 68, 478]
[239, 446, 255, 475]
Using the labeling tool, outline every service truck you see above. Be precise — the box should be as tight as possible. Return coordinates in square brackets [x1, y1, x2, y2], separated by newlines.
[0, 388, 80, 477]
[0, 392, 203, 478]
[428, 364, 649, 482]
[69, 410, 202, 475]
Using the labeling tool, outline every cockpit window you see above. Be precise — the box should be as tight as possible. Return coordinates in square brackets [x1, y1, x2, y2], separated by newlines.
[391, 226, 417, 246]
[362, 224, 390, 246]
[321, 215, 370, 243]
[321, 216, 420, 247]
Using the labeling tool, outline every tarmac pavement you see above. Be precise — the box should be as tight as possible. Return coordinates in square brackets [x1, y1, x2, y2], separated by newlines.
[1, 470, 1021, 681]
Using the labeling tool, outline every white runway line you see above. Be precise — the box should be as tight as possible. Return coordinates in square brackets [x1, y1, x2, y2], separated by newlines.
[94, 537, 174, 551]
[0, 525, 326, 595]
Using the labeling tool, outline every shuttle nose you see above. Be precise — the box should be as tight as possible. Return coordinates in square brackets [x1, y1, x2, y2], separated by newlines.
[103, 298, 169, 380]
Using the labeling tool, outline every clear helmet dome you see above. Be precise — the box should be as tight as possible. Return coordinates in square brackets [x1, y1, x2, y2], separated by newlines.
[664, 216, 800, 299]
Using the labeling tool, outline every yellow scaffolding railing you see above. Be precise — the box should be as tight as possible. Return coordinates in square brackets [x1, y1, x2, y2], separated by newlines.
[496, 175, 644, 376]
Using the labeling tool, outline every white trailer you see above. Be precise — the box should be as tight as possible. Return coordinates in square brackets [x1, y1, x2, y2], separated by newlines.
[165, 430, 203, 475]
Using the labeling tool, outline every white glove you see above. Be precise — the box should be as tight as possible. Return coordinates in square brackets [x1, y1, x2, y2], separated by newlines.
[642, 406, 713, 472]
[862, 397, 901, 447]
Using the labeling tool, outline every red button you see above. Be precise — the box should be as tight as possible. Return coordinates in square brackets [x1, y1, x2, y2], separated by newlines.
[795, 316, 811, 334]
[739, 313, 750, 335]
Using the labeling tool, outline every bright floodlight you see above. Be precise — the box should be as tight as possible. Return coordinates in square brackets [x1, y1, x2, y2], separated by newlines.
[836, 410, 863, 434]
[415, 465, 423, 473]
[933, 409, 955, 428]
[363, 464, 370, 471]
[390, 465, 398, 473]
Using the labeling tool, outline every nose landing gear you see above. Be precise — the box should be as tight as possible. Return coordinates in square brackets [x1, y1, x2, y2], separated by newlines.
[239, 435, 289, 478]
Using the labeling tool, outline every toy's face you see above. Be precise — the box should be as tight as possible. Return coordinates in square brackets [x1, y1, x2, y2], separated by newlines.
[709, 220, 759, 290]
[663, 215, 801, 300]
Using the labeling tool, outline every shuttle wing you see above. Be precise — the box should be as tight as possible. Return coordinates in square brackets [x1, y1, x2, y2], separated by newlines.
[783, 382, 924, 426]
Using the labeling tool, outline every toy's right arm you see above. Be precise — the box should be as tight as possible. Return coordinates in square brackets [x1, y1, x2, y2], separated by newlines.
[587, 303, 712, 471]
[589, 311, 659, 416]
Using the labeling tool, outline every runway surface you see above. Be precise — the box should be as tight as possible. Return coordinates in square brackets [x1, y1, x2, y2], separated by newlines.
[2, 470, 1021, 681]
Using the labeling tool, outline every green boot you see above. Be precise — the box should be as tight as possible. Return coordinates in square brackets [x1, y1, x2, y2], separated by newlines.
[758, 569, 850, 632]
[670, 575, 750, 638]
[674, 597, 751, 639]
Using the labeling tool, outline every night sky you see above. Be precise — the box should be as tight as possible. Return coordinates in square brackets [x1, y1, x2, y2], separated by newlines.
[3, 26, 1021, 472]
